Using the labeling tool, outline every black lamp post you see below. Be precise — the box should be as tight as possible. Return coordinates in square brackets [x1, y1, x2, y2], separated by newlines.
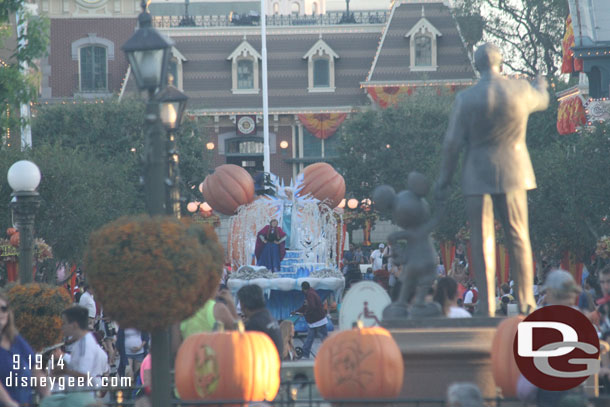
[122, 3, 174, 407]
[157, 80, 188, 217]
[7, 160, 41, 284]
[340, 0, 356, 24]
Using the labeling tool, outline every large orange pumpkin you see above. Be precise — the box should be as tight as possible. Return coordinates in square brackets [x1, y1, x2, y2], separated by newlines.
[175, 322, 280, 402]
[9, 232, 19, 248]
[297, 163, 345, 208]
[201, 164, 255, 215]
[314, 322, 403, 399]
[491, 315, 525, 398]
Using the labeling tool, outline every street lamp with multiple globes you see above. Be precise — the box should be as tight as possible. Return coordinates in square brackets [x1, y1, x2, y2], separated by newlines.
[157, 80, 188, 217]
[121, 2, 184, 407]
[7, 160, 41, 284]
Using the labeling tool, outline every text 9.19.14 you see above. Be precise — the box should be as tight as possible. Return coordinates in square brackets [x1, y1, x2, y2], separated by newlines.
[13, 354, 64, 371]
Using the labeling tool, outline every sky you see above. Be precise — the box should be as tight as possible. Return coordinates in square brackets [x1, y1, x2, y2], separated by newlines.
[326, 0, 392, 10]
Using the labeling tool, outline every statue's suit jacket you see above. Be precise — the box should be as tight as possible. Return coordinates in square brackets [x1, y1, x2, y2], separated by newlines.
[439, 72, 549, 195]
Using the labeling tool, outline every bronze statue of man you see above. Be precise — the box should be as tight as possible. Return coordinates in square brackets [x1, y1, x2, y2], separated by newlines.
[436, 43, 549, 316]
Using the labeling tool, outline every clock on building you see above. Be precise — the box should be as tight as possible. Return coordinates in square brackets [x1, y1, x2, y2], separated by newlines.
[236, 115, 257, 135]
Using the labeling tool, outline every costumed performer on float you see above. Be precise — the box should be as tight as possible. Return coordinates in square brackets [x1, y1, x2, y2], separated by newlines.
[255, 219, 286, 272]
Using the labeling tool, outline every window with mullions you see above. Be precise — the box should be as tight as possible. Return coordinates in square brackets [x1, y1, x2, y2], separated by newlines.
[414, 34, 432, 66]
[237, 59, 254, 89]
[303, 128, 322, 157]
[80, 46, 107, 91]
[226, 139, 264, 155]
[313, 59, 330, 87]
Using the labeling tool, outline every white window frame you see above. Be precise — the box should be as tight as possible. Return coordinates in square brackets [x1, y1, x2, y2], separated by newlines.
[71, 34, 114, 96]
[227, 40, 261, 94]
[405, 17, 442, 72]
[303, 39, 339, 93]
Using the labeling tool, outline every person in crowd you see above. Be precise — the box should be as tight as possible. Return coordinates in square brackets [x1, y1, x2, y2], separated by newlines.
[499, 283, 514, 303]
[449, 260, 469, 299]
[292, 281, 328, 359]
[578, 274, 599, 312]
[539, 269, 581, 307]
[447, 382, 484, 407]
[342, 243, 363, 289]
[42, 306, 108, 407]
[117, 327, 149, 381]
[433, 277, 472, 318]
[237, 285, 283, 355]
[0, 292, 48, 407]
[518, 270, 586, 407]
[134, 344, 152, 407]
[463, 280, 478, 314]
[382, 243, 392, 270]
[78, 283, 96, 329]
[98, 314, 118, 376]
[255, 219, 287, 272]
[369, 243, 384, 271]
[180, 284, 239, 339]
[279, 320, 296, 361]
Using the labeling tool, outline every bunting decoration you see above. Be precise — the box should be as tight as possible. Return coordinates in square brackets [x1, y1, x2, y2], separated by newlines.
[561, 15, 583, 74]
[557, 95, 586, 135]
[560, 251, 584, 286]
[297, 113, 347, 140]
[366, 86, 415, 108]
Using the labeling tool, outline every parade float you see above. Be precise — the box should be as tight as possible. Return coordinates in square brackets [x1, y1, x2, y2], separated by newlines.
[200, 163, 346, 325]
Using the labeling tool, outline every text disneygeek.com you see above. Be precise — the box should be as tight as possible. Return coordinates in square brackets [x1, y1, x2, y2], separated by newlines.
[5, 373, 132, 390]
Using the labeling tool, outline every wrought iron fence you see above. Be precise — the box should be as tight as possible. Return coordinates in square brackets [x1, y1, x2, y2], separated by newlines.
[152, 10, 390, 29]
[24, 380, 610, 407]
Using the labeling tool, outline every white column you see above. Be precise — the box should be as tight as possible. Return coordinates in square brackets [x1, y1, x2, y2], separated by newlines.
[261, 0, 271, 173]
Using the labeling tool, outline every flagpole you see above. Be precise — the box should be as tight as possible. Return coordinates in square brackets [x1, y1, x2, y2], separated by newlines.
[261, 0, 270, 173]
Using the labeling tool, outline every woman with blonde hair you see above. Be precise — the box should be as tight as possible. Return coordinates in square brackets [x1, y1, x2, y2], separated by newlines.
[0, 291, 48, 406]
[279, 320, 296, 361]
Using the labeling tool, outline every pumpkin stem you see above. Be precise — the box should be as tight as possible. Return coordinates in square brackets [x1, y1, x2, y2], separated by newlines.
[237, 320, 245, 333]
[356, 320, 364, 329]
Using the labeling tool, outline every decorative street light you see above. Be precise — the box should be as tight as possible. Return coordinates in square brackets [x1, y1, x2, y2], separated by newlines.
[347, 198, 358, 209]
[7, 160, 41, 284]
[157, 82, 188, 217]
[122, 1, 173, 94]
[122, 3, 176, 407]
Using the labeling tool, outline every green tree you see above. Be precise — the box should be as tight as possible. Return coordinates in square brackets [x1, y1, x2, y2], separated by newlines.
[455, 0, 568, 76]
[0, 144, 141, 264]
[334, 89, 465, 239]
[1, 0, 49, 133]
[31, 98, 212, 208]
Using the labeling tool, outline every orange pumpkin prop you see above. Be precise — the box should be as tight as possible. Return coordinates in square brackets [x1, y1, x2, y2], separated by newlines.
[9, 232, 19, 248]
[175, 322, 280, 402]
[298, 163, 345, 208]
[201, 164, 255, 215]
[491, 315, 525, 398]
[315, 322, 403, 400]
[6, 228, 17, 237]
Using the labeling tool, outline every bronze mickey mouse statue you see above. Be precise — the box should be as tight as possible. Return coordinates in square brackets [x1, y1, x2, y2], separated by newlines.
[373, 172, 443, 319]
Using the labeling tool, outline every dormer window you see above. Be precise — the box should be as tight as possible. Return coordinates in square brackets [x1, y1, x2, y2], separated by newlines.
[303, 39, 339, 93]
[227, 40, 261, 94]
[405, 7, 442, 72]
[237, 59, 254, 89]
[415, 34, 432, 66]
[313, 59, 329, 87]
